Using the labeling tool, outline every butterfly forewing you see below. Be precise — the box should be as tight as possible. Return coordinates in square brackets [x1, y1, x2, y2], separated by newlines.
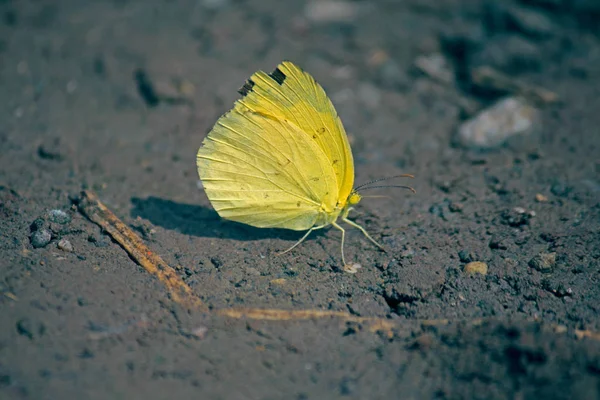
[235, 61, 355, 206]
[197, 106, 338, 230]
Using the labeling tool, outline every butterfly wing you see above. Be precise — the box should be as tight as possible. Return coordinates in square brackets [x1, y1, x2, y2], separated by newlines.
[197, 106, 338, 230]
[236, 61, 355, 206]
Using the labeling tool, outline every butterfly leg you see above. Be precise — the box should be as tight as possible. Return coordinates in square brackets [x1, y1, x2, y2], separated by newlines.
[342, 217, 385, 251]
[331, 222, 347, 266]
[277, 224, 327, 256]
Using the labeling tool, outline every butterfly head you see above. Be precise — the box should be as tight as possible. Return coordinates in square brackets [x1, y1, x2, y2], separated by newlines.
[347, 191, 362, 206]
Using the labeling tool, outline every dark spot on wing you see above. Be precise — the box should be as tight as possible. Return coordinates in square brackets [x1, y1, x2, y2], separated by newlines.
[269, 67, 286, 85]
[310, 177, 320, 182]
[332, 159, 339, 164]
[317, 127, 326, 133]
[312, 134, 317, 139]
[238, 79, 255, 96]
[297, 201, 301, 207]
[264, 193, 269, 199]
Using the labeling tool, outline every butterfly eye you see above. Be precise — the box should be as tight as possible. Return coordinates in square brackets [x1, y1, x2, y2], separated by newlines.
[348, 192, 362, 205]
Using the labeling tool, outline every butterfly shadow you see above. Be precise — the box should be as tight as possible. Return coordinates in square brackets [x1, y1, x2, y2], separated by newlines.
[130, 196, 326, 242]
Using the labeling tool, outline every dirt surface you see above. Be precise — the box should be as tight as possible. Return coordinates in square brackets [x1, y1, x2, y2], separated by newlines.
[1, 0, 600, 399]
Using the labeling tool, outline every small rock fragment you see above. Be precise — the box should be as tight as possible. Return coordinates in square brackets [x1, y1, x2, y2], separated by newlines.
[463, 261, 488, 275]
[47, 209, 71, 225]
[16, 318, 34, 340]
[57, 239, 74, 252]
[458, 250, 474, 263]
[542, 279, 573, 297]
[343, 263, 362, 274]
[37, 139, 65, 161]
[506, 6, 555, 39]
[190, 326, 208, 339]
[529, 252, 556, 272]
[448, 202, 463, 212]
[134, 69, 160, 107]
[535, 193, 548, 202]
[245, 267, 261, 276]
[456, 97, 539, 149]
[400, 247, 415, 259]
[500, 207, 535, 227]
[429, 201, 449, 219]
[31, 229, 52, 248]
[414, 53, 454, 84]
[30, 218, 46, 232]
[489, 235, 509, 250]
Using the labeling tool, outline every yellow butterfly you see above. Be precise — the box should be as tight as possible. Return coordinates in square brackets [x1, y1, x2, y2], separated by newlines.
[196, 61, 414, 266]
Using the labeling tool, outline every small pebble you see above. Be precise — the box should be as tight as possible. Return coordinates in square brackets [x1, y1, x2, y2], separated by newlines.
[343, 263, 362, 274]
[414, 53, 454, 84]
[500, 207, 535, 227]
[47, 209, 71, 225]
[535, 193, 548, 202]
[529, 252, 556, 272]
[400, 247, 415, 259]
[31, 229, 52, 248]
[57, 239, 74, 252]
[489, 234, 509, 250]
[506, 5, 555, 39]
[30, 218, 46, 232]
[245, 267, 261, 276]
[190, 326, 208, 339]
[458, 250, 474, 263]
[448, 202, 463, 212]
[16, 318, 34, 339]
[457, 97, 539, 149]
[463, 261, 488, 275]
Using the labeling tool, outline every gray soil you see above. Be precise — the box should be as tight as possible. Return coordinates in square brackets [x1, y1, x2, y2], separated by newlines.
[1, 0, 599, 399]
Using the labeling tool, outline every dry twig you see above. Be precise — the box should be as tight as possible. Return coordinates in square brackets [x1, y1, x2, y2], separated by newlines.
[218, 308, 396, 334]
[77, 190, 204, 310]
[76, 190, 397, 335]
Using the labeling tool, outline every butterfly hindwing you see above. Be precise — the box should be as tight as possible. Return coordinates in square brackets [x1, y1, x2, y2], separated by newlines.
[197, 107, 338, 230]
[235, 61, 355, 205]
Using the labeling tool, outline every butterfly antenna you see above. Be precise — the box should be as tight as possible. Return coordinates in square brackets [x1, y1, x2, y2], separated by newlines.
[356, 185, 417, 194]
[354, 174, 414, 191]
[359, 195, 392, 199]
